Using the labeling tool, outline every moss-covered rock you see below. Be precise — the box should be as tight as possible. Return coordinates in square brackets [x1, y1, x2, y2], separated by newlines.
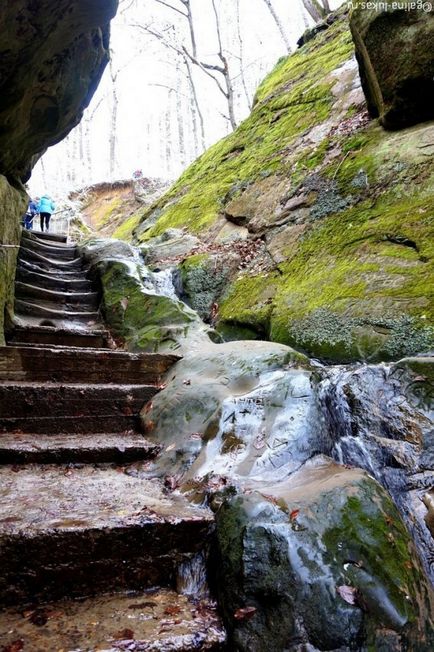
[180, 252, 240, 321]
[80, 238, 212, 353]
[140, 228, 200, 265]
[350, 3, 434, 129]
[215, 458, 434, 651]
[0, 176, 27, 345]
[130, 7, 433, 363]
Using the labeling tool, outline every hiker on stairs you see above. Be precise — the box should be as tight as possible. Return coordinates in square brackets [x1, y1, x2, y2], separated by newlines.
[38, 194, 55, 232]
[23, 197, 38, 230]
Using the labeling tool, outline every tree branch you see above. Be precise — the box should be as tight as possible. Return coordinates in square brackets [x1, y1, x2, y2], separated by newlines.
[153, 0, 188, 18]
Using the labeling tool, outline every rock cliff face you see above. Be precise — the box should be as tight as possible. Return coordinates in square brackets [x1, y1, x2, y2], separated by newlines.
[350, 3, 434, 129]
[133, 5, 434, 363]
[0, 0, 118, 344]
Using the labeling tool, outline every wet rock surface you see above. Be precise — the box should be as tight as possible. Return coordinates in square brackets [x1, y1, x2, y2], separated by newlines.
[81, 238, 214, 354]
[0, 588, 225, 651]
[140, 340, 309, 480]
[0, 464, 215, 607]
[214, 458, 434, 651]
[318, 356, 434, 585]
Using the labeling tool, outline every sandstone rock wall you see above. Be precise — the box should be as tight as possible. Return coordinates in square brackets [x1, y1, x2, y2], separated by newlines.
[0, 0, 118, 344]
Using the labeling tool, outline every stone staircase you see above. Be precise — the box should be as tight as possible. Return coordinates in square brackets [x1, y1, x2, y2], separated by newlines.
[0, 231, 225, 650]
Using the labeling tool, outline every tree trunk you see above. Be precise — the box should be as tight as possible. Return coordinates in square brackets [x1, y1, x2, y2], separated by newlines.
[176, 57, 186, 168]
[109, 57, 119, 180]
[261, 0, 291, 53]
[236, 0, 252, 110]
[301, 0, 326, 22]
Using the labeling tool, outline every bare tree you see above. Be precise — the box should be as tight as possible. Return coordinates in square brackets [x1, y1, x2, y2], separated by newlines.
[108, 56, 120, 179]
[301, 0, 330, 23]
[236, 0, 252, 110]
[133, 0, 238, 131]
[260, 0, 292, 53]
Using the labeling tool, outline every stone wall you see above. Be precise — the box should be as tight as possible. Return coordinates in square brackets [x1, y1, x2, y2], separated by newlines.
[0, 0, 118, 342]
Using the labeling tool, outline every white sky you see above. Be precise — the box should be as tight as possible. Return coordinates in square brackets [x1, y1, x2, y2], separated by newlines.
[29, 0, 342, 200]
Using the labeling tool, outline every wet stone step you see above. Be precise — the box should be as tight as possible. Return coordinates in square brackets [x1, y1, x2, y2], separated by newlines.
[0, 383, 159, 419]
[15, 298, 100, 322]
[0, 588, 226, 651]
[0, 465, 215, 606]
[6, 325, 109, 348]
[0, 346, 180, 383]
[17, 257, 89, 278]
[16, 265, 94, 293]
[0, 415, 141, 435]
[20, 237, 78, 260]
[0, 432, 161, 464]
[15, 281, 99, 309]
[19, 246, 84, 270]
[26, 231, 67, 244]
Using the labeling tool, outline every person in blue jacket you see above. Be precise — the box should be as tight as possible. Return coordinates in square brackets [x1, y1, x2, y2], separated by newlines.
[24, 198, 39, 230]
[38, 194, 55, 232]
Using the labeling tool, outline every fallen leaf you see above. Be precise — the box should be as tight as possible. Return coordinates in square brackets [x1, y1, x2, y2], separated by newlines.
[289, 509, 300, 521]
[143, 420, 155, 434]
[234, 606, 257, 620]
[336, 585, 357, 605]
[2, 641, 24, 652]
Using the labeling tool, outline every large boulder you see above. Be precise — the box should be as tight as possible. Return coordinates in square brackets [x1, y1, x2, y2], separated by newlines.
[0, 0, 118, 181]
[215, 458, 434, 651]
[81, 238, 213, 353]
[140, 340, 310, 479]
[350, 4, 434, 129]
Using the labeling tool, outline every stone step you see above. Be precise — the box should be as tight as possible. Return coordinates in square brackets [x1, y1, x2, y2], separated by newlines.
[0, 383, 158, 421]
[28, 231, 67, 243]
[15, 298, 100, 322]
[0, 414, 140, 434]
[0, 588, 226, 651]
[16, 265, 94, 292]
[17, 257, 89, 279]
[0, 345, 179, 383]
[18, 246, 85, 270]
[0, 465, 214, 606]
[0, 432, 161, 464]
[6, 324, 109, 348]
[20, 235, 77, 260]
[15, 281, 99, 309]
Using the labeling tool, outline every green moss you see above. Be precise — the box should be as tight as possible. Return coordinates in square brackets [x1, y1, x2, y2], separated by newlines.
[181, 252, 239, 320]
[93, 196, 123, 228]
[135, 16, 355, 241]
[323, 487, 420, 627]
[112, 212, 142, 241]
[98, 259, 209, 353]
[218, 185, 434, 361]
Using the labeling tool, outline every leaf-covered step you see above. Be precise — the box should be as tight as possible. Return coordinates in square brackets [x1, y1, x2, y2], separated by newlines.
[0, 465, 215, 606]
